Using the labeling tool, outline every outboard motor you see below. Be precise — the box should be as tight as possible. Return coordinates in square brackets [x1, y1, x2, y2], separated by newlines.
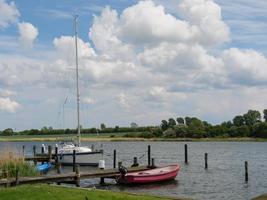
[119, 165, 128, 176]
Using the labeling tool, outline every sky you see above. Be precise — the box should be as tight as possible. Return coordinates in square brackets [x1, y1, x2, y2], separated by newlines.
[0, 0, 267, 131]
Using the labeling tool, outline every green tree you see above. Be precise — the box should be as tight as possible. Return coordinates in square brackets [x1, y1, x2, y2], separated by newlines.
[233, 115, 245, 126]
[161, 120, 168, 131]
[168, 118, 176, 127]
[176, 117, 184, 125]
[185, 117, 192, 126]
[100, 123, 106, 130]
[2, 128, 13, 136]
[263, 109, 267, 122]
[253, 122, 267, 138]
[243, 110, 261, 126]
[130, 122, 138, 128]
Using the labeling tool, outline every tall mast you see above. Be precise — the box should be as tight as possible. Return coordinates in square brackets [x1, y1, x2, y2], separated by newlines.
[74, 15, 81, 146]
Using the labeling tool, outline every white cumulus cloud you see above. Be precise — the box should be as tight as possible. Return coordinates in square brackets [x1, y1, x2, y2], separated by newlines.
[0, 0, 20, 29]
[0, 97, 20, 113]
[18, 22, 38, 48]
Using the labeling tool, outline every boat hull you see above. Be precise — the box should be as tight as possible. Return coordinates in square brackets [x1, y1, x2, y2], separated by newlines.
[117, 164, 180, 184]
[58, 151, 103, 167]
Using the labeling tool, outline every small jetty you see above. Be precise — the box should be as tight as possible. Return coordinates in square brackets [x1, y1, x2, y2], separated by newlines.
[0, 166, 149, 187]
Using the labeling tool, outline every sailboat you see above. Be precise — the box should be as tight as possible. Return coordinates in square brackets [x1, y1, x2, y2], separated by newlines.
[56, 15, 103, 166]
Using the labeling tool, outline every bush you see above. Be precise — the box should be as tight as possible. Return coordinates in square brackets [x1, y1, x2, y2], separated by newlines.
[163, 128, 176, 138]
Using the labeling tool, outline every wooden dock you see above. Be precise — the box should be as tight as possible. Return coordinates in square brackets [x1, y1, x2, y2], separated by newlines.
[0, 166, 149, 187]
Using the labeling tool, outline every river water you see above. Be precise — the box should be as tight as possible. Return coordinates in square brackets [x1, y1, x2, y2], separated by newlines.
[1, 141, 267, 200]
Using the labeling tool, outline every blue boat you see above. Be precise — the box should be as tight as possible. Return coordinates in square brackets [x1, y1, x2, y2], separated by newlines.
[36, 162, 52, 173]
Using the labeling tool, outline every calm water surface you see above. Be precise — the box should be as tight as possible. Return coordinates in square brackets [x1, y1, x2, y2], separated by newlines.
[1, 141, 267, 200]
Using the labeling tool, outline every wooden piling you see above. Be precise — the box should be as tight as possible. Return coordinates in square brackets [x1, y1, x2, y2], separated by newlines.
[100, 177, 105, 185]
[205, 153, 208, 169]
[33, 145, 36, 156]
[73, 150, 76, 172]
[55, 147, 61, 174]
[22, 145, 25, 156]
[151, 158, 155, 168]
[41, 146, 45, 164]
[184, 144, 188, 164]
[148, 145, 151, 166]
[113, 150, 116, 169]
[75, 165, 80, 187]
[131, 157, 139, 167]
[245, 161, 248, 182]
[33, 145, 37, 165]
[48, 146, 52, 162]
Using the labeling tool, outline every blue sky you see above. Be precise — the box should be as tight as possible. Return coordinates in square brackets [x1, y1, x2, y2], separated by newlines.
[0, 0, 267, 131]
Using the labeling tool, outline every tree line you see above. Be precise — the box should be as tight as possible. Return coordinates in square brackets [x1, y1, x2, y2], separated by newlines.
[159, 109, 267, 138]
[1, 109, 267, 138]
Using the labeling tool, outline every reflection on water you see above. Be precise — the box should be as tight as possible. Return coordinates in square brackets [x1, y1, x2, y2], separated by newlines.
[1, 141, 267, 200]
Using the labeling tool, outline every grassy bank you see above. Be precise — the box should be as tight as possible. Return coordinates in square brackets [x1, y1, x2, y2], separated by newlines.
[0, 184, 189, 200]
[0, 134, 267, 142]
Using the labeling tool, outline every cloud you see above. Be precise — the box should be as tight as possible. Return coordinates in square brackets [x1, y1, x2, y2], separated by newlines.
[0, 97, 20, 113]
[18, 22, 39, 48]
[178, 0, 230, 45]
[116, 93, 130, 110]
[0, 0, 20, 29]
[0, 89, 16, 97]
[82, 97, 95, 105]
[222, 48, 267, 85]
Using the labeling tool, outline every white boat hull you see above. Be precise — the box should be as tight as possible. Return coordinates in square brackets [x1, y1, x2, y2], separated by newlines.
[58, 151, 103, 167]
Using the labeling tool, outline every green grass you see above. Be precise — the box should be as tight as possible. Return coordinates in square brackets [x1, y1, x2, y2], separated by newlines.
[0, 184, 185, 200]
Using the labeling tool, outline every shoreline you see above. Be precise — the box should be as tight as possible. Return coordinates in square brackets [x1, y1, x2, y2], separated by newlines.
[0, 136, 267, 142]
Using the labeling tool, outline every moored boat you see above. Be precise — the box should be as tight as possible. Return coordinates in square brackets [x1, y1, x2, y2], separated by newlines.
[117, 164, 180, 184]
[36, 162, 52, 173]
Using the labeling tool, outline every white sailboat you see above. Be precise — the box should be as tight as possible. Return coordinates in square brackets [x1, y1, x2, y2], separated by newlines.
[57, 15, 103, 166]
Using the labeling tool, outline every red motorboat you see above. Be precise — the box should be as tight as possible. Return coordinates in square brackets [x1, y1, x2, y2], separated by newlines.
[117, 164, 180, 184]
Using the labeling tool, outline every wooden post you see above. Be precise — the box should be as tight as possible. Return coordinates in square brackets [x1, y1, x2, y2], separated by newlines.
[151, 158, 155, 168]
[184, 144, 188, 164]
[113, 149, 116, 169]
[55, 146, 61, 173]
[75, 164, 80, 187]
[22, 145, 25, 156]
[205, 153, 208, 169]
[15, 169, 19, 186]
[91, 144, 95, 152]
[33, 145, 37, 165]
[33, 145, 36, 156]
[100, 177, 105, 185]
[41, 146, 45, 164]
[245, 161, 248, 182]
[48, 146, 52, 162]
[148, 145, 151, 166]
[131, 157, 139, 167]
[73, 150, 76, 172]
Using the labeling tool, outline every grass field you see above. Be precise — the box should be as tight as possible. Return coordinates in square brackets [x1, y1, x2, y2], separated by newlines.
[0, 184, 188, 200]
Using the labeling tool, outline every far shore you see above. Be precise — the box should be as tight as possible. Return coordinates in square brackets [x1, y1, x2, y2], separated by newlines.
[0, 135, 266, 142]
